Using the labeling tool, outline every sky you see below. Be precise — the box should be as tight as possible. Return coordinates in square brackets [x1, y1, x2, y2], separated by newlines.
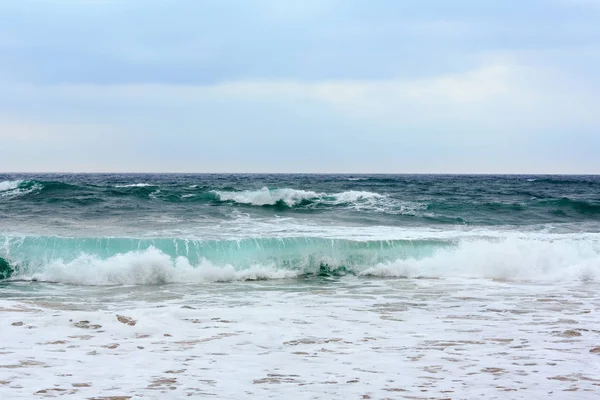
[1, 0, 599, 173]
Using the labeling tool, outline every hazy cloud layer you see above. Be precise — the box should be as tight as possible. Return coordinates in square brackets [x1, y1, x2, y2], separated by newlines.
[1, 0, 599, 172]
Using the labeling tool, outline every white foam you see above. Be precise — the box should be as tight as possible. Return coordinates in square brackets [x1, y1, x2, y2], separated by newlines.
[0, 180, 22, 192]
[327, 190, 424, 214]
[115, 183, 153, 188]
[329, 190, 383, 203]
[24, 247, 299, 285]
[214, 218, 600, 241]
[361, 237, 600, 282]
[2, 272, 599, 399]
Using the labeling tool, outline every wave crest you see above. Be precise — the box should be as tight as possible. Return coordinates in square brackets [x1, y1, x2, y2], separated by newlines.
[0, 180, 43, 199]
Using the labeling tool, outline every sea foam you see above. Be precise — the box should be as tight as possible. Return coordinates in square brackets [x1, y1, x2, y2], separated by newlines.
[361, 236, 600, 282]
[0, 180, 22, 192]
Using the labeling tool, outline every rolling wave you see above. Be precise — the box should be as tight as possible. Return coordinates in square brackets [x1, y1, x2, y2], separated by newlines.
[211, 187, 322, 207]
[2, 234, 599, 285]
[0, 180, 41, 199]
[209, 187, 411, 213]
[0, 181, 421, 214]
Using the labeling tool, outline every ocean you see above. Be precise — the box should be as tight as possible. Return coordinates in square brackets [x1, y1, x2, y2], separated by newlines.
[1, 173, 599, 399]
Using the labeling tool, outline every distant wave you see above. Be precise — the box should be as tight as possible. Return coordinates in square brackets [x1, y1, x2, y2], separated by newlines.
[544, 198, 600, 214]
[210, 187, 423, 214]
[211, 187, 322, 207]
[1, 180, 597, 221]
[520, 176, 596, 185]
[426, 197, 600, 217]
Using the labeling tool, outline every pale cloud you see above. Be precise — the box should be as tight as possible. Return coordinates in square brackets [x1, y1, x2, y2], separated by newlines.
[561, 0, 600, 8]
[255, 0, 336, 20]
[0, 1, 599, 172]
[2, 58, 598, 128]
[0, 121, 120, 142]
[182, 60, 598, 130]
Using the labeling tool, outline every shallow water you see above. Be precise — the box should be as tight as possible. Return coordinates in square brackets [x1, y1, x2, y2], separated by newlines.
[2, 277, 600, 399]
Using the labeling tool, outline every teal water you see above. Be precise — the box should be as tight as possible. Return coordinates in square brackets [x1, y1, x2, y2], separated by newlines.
[1, 174, 599, 284]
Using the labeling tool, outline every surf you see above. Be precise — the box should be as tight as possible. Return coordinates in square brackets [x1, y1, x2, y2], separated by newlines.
[2, 234, 599, 285]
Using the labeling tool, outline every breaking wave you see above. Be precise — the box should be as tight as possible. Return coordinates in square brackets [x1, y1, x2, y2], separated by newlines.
[210, 187, 422, 214]
[0, 180, 42, 199]
[2, 234, 599, 285]
[211, 187, 322, 207]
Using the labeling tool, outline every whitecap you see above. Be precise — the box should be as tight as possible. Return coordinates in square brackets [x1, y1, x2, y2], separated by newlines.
[0, 180, 22, 192]
[115, 183, 154, 188]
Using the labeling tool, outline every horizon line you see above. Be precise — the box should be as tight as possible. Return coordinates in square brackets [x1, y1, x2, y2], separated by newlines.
[2, 171, 599, 176]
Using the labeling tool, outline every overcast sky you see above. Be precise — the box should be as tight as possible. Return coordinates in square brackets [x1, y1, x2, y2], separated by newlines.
[1, 0, 599, 173]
